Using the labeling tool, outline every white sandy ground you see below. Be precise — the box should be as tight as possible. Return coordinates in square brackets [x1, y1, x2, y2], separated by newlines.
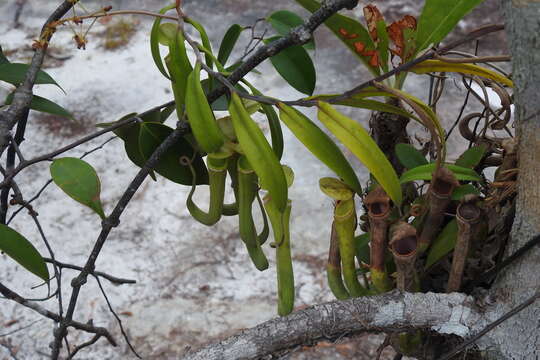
[0, 2, 509, 359]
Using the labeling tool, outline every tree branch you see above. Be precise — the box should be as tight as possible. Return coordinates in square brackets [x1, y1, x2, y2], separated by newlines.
[182, 291, 482, 360]
[0, 282, 117, 346]
[0, 0, 79, 156]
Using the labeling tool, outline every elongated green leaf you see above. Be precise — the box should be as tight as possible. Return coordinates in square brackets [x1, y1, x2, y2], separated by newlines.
[229, 93, 288, 212]
[218, 24, 243, 66]
[268, 10, 314, 50]
[150, 3, 176, 78]
[425, 219, 458, 268]
[455, 144, 487, 168]
[395, 143, 428, 169]
[185, 17, 214, 68]
[416, 0, 485, 52]
[167, 29, 193, 111]
[294, 0, 377, 74]
[318, 102, 402, 205]
[376, 20, 389, 73]
[266, 36, 316, 95]
[242, 82, 284, 160]
[0, 63, 64, 92]
[186, 62, 224, 153]
[278, 103, 362, 194]
[451, 184, 480, 200]
[50, 158, 105, 219]
[0, 45, 9, 64]
[410, 60, 513, 87]
[400, 163, 482, 183]
[4, 93, 72, 118]
[138, 122, 208, 185]
[0, 225, 49, 281]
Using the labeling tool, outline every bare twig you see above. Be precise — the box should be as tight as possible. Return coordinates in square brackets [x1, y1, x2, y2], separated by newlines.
[43, 258, 136, 285]
[0, 282, 117, 346]
[94, 276, 141, 358]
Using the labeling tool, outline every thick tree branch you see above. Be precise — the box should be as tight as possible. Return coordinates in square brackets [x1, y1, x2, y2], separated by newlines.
[0, 0, 79, 156]
[182, 291, 483, 360]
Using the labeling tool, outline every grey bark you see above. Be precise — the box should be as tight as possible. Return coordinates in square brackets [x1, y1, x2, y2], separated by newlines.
[182, 291, 485, 360]
[478, 1, 540, 359]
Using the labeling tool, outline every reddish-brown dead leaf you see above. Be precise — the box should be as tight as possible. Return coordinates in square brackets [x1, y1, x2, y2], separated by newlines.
[363, 4, 384, 41]
[387, 15, 417, 59]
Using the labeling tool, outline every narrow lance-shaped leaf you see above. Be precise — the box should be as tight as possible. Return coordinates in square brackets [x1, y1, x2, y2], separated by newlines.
[4, 93, 73, 119]
[50, 158, 105, 219]
[416, 0, 484, 52]
[150, 3, 176, 78]
[185, 62, 225, 153]
[278, 103, 362, 194]
[218, 24, 243, 66]
[0, 63, 65, 93]
[185, 17, 214, 68]
[229, 92, 288, 212]
[241, 82, 284, 160]
[410, 60, 513, 87]
[317, 102, 402, 205]
[167, 27, 193, 111]
[265, 36, 316, 96]
[0, 225, 49, 281]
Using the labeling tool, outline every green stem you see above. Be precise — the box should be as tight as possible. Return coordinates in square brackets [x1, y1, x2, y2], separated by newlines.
[334, 199, 368, 297]
[265, 197, 294, 315]
[238, 156, 268, 271]
[186, 155, 227, 226]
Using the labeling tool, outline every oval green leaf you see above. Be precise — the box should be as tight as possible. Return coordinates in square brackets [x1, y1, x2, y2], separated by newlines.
[317, 102, 402, 205]
[218, 24, 244, 66]
[0, 225, 49, 281]
[455, 144, 487, 168]
[395, 143, 428, 169]
[266, 36, 316, 96]
[138, 122, 209, 185]
[50, 158, 105, 219]
[400, 163, 482, 184]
